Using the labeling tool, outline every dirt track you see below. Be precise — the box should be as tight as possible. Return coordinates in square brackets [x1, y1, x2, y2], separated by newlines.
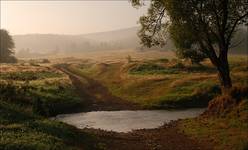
[56, 64, 212, 150]
[56, 64, 140, 111]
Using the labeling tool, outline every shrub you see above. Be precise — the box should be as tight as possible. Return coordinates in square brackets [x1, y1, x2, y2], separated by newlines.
[41, 59, 50, 63]
[126, 55, 132, 63]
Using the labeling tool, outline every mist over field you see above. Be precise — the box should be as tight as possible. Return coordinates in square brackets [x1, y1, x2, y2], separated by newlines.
[14, 26, 247, 58]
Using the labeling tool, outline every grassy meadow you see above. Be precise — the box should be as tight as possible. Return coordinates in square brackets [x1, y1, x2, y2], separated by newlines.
[65, 54, 248, 109]
[0, 63, 99, 150]
[0, 51, 247, 150]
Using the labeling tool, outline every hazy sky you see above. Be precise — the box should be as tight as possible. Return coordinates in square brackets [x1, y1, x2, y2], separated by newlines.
[0, 1, 149, 35]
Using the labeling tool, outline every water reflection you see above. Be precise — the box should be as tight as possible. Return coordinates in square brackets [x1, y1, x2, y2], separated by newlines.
[55, 109, 204, 133]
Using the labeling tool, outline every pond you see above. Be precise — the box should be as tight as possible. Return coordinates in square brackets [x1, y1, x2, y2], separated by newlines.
[54, 109, 205, 133]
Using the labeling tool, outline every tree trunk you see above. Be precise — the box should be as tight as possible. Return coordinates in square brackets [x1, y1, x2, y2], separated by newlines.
[216, 48, 232, 91]
[217, 64, 232, 89]
[208, 47, 232, 91]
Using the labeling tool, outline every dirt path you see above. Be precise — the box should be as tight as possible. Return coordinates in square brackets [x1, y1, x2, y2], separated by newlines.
[55, 64, 212, 150]
[56, 64, 140, 111]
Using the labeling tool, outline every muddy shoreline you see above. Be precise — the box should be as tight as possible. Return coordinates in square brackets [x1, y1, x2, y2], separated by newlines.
[81, 120, 212, 150]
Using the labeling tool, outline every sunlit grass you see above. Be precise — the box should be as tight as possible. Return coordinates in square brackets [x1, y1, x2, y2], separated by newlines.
[67, 56, 247, 108]
[179, 100, 248, 150]
[0, 63, 98, 150]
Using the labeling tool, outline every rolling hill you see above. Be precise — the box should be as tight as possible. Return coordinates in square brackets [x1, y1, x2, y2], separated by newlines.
[13, 26, 247, 58]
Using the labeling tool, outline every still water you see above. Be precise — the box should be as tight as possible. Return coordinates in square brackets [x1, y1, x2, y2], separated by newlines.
[55, 109, 204, 133]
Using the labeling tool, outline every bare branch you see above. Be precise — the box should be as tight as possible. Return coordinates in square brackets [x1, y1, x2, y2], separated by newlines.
[227, 12, 248, 45]
[152, 8, 166, 36]
[229, 38, 245, 48]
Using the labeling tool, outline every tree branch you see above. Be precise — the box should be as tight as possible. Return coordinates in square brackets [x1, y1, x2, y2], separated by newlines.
[152, 8, 166, 36]
[227, 12, 248, 45]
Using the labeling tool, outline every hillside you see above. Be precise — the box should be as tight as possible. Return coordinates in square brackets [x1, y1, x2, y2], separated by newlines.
[13, 27, 140, 58]
[14, 26, 247, 58]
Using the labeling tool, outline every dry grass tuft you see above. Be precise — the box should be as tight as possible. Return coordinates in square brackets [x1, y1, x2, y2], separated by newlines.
[205, 85, 248, 117]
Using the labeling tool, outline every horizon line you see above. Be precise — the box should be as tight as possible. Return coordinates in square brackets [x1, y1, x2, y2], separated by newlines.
[3, 26, 140, 36]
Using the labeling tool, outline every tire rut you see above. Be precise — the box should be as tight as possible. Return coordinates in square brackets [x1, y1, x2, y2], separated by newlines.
[56, 64, 140, 111]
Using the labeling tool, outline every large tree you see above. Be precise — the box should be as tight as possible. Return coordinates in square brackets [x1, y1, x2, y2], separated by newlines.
[0, 29, 16, 63]
[170, 22, 208, 64]
[132, 0, 248, 89]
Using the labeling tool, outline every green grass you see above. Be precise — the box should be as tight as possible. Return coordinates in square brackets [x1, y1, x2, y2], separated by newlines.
[68, 62, 217, 108]
[156, 81, 220, 108]
[0, 56, 247, 149]
[0, 71, 62, 81]
[0, 79, 84, 116]
[66, 56, 247, 109]
[128, 62, 179, 75]
[128, 61, 216, 75]
[0, 65, 100, 150]
[29, 81, 84, 116]
[0, 100, 97, 150]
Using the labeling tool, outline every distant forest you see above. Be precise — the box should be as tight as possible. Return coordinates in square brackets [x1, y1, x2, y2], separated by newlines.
[14, 26, 247, 58]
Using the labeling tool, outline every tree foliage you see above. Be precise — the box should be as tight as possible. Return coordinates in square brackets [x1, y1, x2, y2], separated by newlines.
[135, 0, 169, 48]
[169, 22, 207, 64]
[133, 0, 207, 63]
[132, 0, 248, 88]
[0, 29, 17, 63]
